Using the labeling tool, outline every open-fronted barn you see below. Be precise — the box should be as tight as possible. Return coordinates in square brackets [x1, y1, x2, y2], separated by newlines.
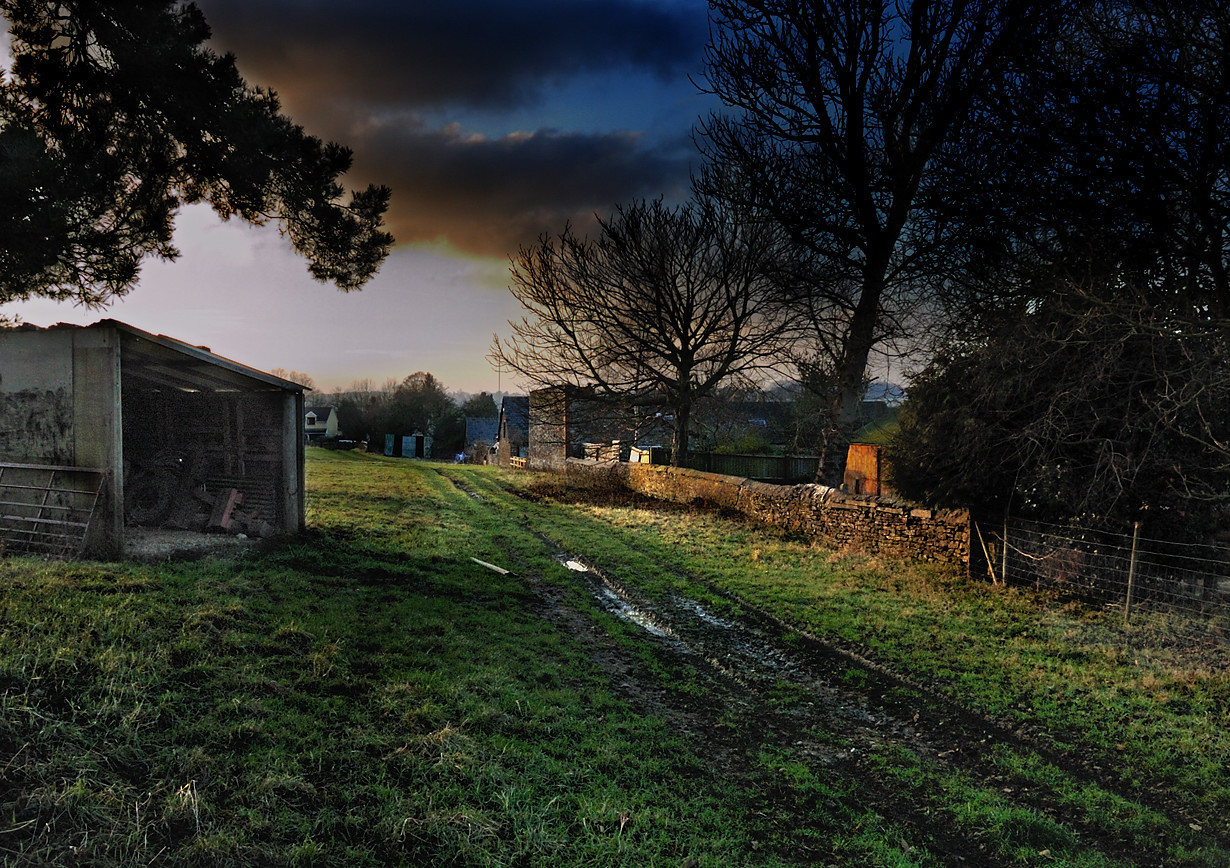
[0, 320, 305, 558]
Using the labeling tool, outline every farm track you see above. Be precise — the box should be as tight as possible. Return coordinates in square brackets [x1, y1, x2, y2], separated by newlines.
[443, 469, 1222, 866]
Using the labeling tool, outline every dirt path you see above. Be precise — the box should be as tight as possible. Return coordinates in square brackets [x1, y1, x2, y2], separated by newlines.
[445, 470, 1216, 865]
[526, 540, 1202, 867]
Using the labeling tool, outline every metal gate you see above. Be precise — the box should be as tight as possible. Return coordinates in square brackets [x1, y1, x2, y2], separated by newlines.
[0, 462, 107, 557]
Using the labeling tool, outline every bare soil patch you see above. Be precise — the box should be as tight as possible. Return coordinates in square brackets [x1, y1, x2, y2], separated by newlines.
[122, 527, 260, 561]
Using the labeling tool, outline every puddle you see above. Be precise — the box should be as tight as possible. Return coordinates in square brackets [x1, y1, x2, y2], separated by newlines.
[525, 535, 1169, 866]
[553, 545, 801, 679]
[673, 596, 737, 629]
[666, 595, 798, 674]
[556, 551, 678, 640]
[722, 637, 799, 673]
[598, 586, 673, 638]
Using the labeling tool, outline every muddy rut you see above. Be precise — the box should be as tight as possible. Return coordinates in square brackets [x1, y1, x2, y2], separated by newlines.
[535, 547, 1218, 866]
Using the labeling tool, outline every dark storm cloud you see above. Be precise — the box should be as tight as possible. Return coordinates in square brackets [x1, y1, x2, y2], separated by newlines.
[200, 0, 706, 112]
[361, 123, 695, 257]
[194, 0, 709, 257]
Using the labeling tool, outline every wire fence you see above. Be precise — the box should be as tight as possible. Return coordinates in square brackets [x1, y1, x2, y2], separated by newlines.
[973, 516, 1230, 645]
[685, 451, 823, 484]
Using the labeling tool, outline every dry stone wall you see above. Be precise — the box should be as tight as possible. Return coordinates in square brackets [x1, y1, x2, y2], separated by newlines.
[563, 458, 970, 569]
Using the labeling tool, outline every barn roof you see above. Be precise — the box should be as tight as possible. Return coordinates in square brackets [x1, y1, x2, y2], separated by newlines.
[26, 319, 307, 393]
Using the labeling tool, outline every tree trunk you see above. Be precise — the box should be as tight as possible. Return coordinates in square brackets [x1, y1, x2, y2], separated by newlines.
[671, 401, 692, 469]
[823, 266, 887, 485]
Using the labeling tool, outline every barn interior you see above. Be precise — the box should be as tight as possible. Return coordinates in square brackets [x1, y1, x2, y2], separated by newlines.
[118, 327, 303, 541]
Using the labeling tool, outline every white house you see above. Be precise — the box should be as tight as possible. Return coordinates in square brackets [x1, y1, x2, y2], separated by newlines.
[304, 406, 340, 441]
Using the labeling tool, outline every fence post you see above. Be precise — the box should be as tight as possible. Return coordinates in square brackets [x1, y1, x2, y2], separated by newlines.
[1002, 514, 1009, 587]
[975, 522, 998, 584]
[1124, 521, 1140, 626]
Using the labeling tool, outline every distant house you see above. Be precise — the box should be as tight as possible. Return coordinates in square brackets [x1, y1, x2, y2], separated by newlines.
[304, 406, 340, 441]
[495, 396, 529, 467]
[465, 416, 499, 461]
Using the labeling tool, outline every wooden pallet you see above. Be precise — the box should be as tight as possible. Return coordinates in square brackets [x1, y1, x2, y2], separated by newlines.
[0, 462, 107, 558]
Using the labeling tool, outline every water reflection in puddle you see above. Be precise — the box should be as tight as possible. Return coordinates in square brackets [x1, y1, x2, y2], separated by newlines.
[673, 596, 737, 629]
[557, 550, 799, 673]
[598, 587, 672, 638]
[557, 552, 675, 639]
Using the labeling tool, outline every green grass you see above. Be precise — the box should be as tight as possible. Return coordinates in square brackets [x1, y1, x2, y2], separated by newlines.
[0, 453, 759, 866]
[486, 462, 1230, 865]
[527, 476, 1230, 814]
[1, 450, 1228, 866]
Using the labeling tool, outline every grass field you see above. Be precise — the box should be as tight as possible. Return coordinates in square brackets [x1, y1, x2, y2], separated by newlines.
[1, 449, 1228, 866]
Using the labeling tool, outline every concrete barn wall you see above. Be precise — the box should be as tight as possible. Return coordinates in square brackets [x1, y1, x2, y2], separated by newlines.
[0, 327, 122, 557]
[0, 329, 75, 464]
[72, 327, 123, 557]
[562, 458, 970, 568]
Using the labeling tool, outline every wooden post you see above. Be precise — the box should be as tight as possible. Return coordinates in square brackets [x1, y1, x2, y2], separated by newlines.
[1124, 521, 1141, 626]
[207, 488, 245, 531]
[975, 522, 998, 585]
[281, 391, 305, 533]
[1002, 514, 1009, 587]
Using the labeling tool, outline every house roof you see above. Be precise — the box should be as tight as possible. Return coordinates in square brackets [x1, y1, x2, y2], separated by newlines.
[305, 405, 336, 418]
[466, 416, 499, 444]
[500, 396, 529, 434]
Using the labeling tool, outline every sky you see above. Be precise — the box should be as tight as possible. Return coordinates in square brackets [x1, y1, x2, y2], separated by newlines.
[2, 0, 717, 395]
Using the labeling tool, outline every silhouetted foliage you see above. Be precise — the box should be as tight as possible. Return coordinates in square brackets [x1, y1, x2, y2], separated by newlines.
[698, 0, 1067, 475]
[894, 1, 1230, 535]
[458, 392, 499, 419]
[329, 373, 466, 454]
[0, 0, 393, 306]
[891, 290, 1230, 539]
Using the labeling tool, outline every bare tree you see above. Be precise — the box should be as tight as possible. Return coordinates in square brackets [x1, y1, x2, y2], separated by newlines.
[268, 369, 316, 392]
[491, 198, 797, 467]
[697, 0, 1067, 476]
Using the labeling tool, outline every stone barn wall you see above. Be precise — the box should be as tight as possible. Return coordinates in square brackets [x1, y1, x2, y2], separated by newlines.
[528, 387, 570, 470]
[562, 458, 970, 569]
